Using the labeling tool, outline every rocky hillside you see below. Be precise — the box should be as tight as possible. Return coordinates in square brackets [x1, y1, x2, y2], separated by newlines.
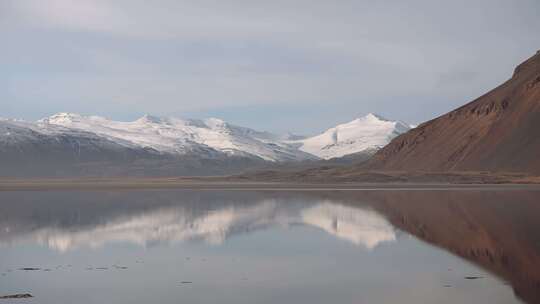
[367, 50, 540, 174]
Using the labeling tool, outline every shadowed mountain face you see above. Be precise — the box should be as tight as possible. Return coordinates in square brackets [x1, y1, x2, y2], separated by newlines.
[367, 50, 540, 174]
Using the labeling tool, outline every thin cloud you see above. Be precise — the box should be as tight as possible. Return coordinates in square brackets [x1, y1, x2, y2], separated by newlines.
[2, 0, 539, 132]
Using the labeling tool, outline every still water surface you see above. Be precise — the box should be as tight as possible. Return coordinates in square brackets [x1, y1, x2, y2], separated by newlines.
[0, 190, 538, 303]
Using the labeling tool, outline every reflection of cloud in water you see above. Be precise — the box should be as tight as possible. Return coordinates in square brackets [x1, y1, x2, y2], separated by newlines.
[2, 200, 395, 252]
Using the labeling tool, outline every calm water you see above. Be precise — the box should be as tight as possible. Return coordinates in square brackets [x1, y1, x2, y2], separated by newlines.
[0, 190, 539, 304]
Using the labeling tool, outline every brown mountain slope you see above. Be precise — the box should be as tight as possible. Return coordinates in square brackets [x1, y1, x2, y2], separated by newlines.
[367, 50, 540, 174]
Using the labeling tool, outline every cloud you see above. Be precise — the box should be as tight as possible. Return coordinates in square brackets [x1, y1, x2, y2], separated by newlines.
[2, 0, 540, 131]
[8, 0, 128, 36]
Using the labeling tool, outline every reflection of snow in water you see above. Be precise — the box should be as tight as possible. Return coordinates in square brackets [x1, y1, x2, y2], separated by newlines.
[2, 200, 395, 252]
[28, 201, 282, 252]
[301, 203, 396, 249]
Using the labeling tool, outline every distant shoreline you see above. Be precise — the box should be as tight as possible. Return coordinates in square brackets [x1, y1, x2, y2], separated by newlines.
[1, 177, 540, 191]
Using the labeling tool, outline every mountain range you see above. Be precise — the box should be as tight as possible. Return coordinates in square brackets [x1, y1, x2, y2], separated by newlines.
[5, 50, 537, 179]
[0, 113, 410, 177]
[240, 50, 540, 182]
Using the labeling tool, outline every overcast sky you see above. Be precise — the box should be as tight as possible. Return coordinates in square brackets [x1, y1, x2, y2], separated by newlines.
[2, 0, 539, 134]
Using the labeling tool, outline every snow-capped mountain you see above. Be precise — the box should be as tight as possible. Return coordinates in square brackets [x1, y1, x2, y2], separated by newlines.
[0, 112, 411, 176]
[39, 113, 314, 162]
[0, 117, 273, 177]
[0, 118, 162, 169]
[290, 113, 411, 160]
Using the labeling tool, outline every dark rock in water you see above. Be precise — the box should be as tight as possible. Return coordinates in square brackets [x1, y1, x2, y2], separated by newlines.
[0, 293, 33, 299]
[113, 265, 128, 270]
[19, 268, 40, 271]
[465, 276, 484, 280]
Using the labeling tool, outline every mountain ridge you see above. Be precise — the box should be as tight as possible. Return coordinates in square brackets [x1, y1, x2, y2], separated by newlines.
[288, 113, 410, 160]
[10, 112, 409, 162]
[0, 112, 409, 177]
[366, 50, 540, 174]
[39, 112, 315, 162]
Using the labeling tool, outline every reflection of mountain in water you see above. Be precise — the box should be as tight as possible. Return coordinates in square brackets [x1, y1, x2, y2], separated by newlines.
[329, 190, 540, 304]
[301, 203, 395, 249]
[1, 190, 538, 303]
[0, 196, 395, 252]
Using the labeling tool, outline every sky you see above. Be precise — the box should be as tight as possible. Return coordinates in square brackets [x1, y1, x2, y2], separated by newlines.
[1, 0, 539, 135]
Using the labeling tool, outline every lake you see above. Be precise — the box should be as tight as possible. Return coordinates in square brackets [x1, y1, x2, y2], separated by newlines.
[0, 189, 539, 303]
